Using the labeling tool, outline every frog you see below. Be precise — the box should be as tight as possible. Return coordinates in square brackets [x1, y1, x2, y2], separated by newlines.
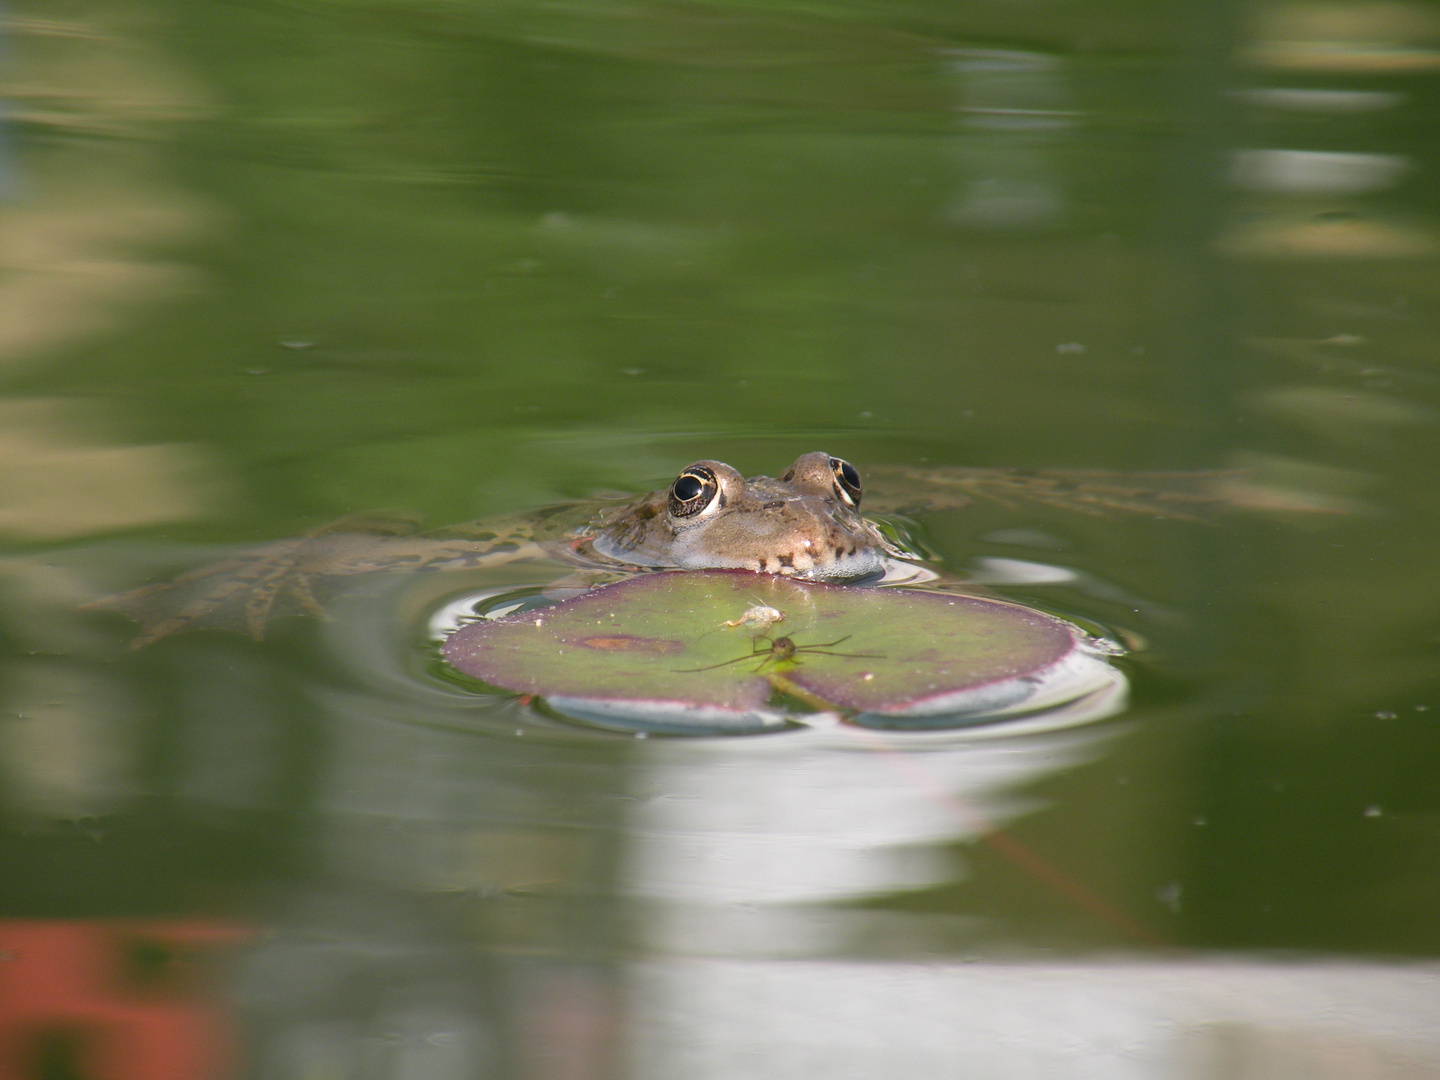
[85, 451, 1228, 648]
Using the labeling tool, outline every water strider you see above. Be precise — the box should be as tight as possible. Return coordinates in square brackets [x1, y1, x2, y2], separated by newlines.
[676, 634, 882, 675]
[86, 451, 1227, 647]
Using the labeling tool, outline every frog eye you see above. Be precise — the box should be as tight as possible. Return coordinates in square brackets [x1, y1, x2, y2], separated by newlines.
[829, 456, 862, 507]
[669, 465, 719, 518]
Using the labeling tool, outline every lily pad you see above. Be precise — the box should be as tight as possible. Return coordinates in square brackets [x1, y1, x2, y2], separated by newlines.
[441, 570, 1122, 734]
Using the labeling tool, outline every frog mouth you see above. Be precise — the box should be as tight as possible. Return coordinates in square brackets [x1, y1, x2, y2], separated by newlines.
[676, 542, 890, 582]
[787, 548, 891, 583]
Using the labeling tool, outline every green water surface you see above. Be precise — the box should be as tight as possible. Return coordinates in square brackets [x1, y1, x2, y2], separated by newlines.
[1, 0, 1438, 1074]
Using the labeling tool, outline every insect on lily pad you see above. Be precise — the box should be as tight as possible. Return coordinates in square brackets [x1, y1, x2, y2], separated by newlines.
[441, 570, 1125, 734]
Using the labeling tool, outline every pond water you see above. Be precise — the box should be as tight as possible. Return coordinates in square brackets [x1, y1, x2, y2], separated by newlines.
[2, 1, 1439, 1077]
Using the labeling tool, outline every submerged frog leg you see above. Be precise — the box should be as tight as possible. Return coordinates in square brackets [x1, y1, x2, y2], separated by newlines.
[83, 538, 312, 648]
[864, 466, 1240, 522]
[241, 556, 320, 640]
[284, 569, 329, 619]
[85, 514, 549, 648]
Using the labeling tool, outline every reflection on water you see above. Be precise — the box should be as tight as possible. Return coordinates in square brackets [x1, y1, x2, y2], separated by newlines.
[0, 399, 215, 540]
[622, 722, 1117, 956]
[628, 958, 1440, 1079]
[0, 7, 221, 548]
[943, 48, 1075, 230]
[1241, 1, 1440, 73]
[0, 919, 249, 1080]
[1222, 0, 1440, 257]
[1, 0, 1439, 1075]
[0, 7, 218, 368]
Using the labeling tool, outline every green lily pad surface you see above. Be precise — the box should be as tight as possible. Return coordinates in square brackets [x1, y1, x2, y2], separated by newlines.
[442, 570, 1124, 733]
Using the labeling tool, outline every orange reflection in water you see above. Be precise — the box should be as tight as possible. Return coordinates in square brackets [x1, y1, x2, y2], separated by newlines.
[0, 920, 252, 1080]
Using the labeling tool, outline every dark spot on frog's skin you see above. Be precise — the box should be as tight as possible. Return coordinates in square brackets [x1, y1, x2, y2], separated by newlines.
[762, 501, 785, 510]
[633, 503, 658, 521]
[776, 553, 794, 569]
[757, 557, 770, 572]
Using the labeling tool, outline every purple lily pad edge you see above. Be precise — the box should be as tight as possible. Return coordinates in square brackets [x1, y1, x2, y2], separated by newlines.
[839, 646, 1129, 731]
[544, 644, 1129, 735]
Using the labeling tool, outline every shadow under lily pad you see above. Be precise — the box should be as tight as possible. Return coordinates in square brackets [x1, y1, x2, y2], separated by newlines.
[442, 570, 1125, 735]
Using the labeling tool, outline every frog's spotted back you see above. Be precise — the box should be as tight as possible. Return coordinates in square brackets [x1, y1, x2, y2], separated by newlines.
[862, 465, 1236, 520]
[82, 454, 891, 647]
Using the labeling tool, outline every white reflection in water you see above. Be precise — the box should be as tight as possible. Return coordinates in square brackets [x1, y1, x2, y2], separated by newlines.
[1229, 149, 1411, 195]
[627, 958, 1440, 1080]
[623, 721, 1119, 956]
[1239, 87, 1405, 112]
[941, 48, 1075, 229]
